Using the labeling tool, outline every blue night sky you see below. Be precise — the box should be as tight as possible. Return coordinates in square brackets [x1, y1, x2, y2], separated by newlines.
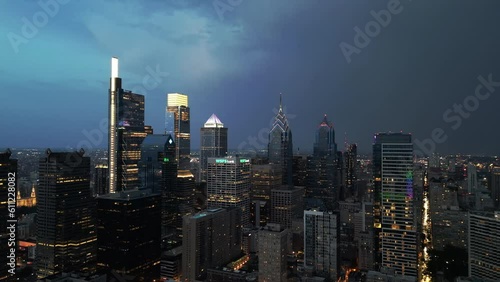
[1, 0, 500, 155]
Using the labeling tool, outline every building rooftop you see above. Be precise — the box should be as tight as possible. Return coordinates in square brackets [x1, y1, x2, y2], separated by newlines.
[204, 113, 224, 128]
[97, 189, 159, 201]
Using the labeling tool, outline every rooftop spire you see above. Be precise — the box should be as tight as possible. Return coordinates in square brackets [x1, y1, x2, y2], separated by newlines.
[279, 93, 283, 112]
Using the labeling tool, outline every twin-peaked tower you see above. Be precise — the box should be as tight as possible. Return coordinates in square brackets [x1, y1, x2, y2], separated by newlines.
[268, 95, 293, 186]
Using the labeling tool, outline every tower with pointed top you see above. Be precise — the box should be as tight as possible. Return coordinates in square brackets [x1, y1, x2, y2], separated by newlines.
[200, 114, 228, 182]
[268, 95, 293, 186]
[313, 114, 337, 157]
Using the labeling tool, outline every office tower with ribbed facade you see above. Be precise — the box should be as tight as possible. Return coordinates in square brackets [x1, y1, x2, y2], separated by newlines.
[0, 150, 17, 281]
[372, 133, 417, 278]
[97, 189, 161, 281]
[36, 149, 97, 278]
[268, 95, 293, 186]
[468, 211, 500, 281]
[182, 208, 242, 282]
[304, 209, 340, 280]
[166, 93, 191, 170]
[207, 156, 251, 226]
[200, 114, 228, 182]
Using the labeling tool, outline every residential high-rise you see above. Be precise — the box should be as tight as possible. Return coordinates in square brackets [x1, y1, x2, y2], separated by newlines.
[468, 211, 500, 281]
[97, 189, 161, 281]
[0, 149, 17, 281]
[138, 134, 176, 194]
[207, 156, 251, 226]
[268, 95, 293, 186]
[108, 57, 148, 192]
[258, 223, 289, 282]
[36, 149, 97, 278]
[93, 164, 108, 196]
[182, 208, 242, 282]
[250, 164, 282, 227]
[200, 114, 228, 182]
[304, 209, 340, 281]
[372, 133, 417, 278]
[166, 93, 190, 170]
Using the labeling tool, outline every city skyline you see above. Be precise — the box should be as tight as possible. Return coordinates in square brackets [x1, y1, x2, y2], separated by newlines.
[2, 1, 500, 154]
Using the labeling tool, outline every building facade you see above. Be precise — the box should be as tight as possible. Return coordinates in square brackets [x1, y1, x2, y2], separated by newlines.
[166, 93, 191, 170]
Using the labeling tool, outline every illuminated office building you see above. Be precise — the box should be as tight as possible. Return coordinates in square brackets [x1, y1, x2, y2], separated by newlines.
[36, 149, 97, 279]
[372, 133, 417, 278]
[345, 143, 357, 191]
[207, 156, 251, 226]
[108, 57, 148, 192]
[0, 149, 17, 281]
[97, 189, 161, 281]
[93, 164, 108, 196]
[268, 95, 293, 186]
[200, 114, 228, 182]
[250, 164, 282, 227]
[166, 93, 191, 170]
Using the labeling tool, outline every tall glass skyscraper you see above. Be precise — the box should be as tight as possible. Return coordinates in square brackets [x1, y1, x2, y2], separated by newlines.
[108, 57, 148, 192]
[372, 133, 417, 278]
[313, 114, 337, 157]
[166, 93, 190, 170]
[200, 114, 228, 182]
[36, 149, 97, 278]
[268, 95, 293, 186]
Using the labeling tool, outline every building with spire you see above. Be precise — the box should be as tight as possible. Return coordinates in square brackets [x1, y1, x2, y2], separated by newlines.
[313, 114, 337, 157]
[200, 114, 228, 182]
[268, 95, 293, 186]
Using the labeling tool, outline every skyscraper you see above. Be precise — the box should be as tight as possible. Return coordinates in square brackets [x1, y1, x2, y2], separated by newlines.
[108, 57, 148, 192]
[0, 149, 17, 281]
[372, 133, 417, 278]
[200, 114, 228, 182]
[182, 208, 242, 282]
[270, 186, 304, 230]
[345, 143, 357, 192]
[304, 209, 340, 280]
[307, 115, 339, 208]
[93, 164, 108, 196]
[97, 189, 161, 281]
[468, 211, 500, 280]
[166, 93, 190, 170]
[207, 156, 251, 226]
[36, 149, 96, 278]
[313, 114, 337, 157]
[268, 95, 293, 186]
[489, 166, 500, 208]
[258, 223, 289, 282]
[108, 57, 121, 193]
[138, 134, 176, 194]
[467, 163, 478, 194]
[250, 164, 282, 227]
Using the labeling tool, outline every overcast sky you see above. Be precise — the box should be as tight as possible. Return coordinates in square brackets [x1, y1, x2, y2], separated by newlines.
[1, 0, 500, 155]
